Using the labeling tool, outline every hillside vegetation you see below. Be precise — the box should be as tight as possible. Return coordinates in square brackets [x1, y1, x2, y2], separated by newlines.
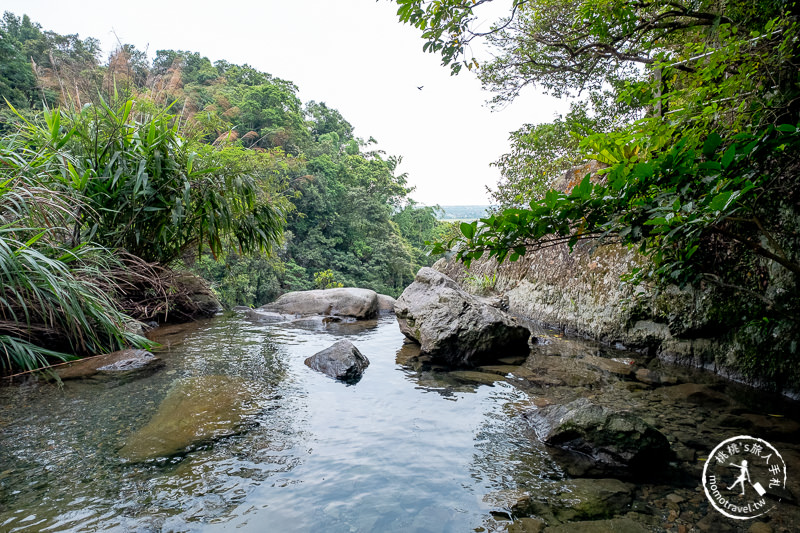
[0, 12, 450, 374]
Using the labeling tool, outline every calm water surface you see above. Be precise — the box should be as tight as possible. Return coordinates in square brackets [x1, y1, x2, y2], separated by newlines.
[0, 314, 560, 532]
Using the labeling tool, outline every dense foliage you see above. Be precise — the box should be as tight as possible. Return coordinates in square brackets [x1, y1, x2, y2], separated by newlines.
[0, 12, 445, 372]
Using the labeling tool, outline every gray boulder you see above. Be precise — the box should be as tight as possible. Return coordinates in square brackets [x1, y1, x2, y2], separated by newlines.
[377, 293, 397, 314]
[304, 339, 370, 382]
[254, 288, 379, 319]
[394, 267, 531, 366]
[526, 398, 671, 477]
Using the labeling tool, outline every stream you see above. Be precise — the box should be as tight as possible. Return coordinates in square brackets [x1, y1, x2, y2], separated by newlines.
[0, 312, 798, 532]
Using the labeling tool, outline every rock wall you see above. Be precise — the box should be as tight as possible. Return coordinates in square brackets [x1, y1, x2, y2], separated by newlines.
[435, 164, 798, 397]
[434, 247, 784, 394]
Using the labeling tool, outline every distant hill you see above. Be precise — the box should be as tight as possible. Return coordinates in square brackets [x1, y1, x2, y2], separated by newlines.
[436, 205, 494, 222]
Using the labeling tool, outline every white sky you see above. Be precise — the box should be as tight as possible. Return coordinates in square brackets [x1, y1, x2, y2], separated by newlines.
[3, 0, 569, 205]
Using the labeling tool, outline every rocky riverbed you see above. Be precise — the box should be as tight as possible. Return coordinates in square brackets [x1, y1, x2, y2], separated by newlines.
[0, 313, 797, 532]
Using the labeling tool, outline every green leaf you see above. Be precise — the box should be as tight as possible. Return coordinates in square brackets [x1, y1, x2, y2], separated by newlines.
[708, 190, 734, 211]
[721, 146, 736, 168]
[702, 133, 722, 158]
[460, 221, 475, 239]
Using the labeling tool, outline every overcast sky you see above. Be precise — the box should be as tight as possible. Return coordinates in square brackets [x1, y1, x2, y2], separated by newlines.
[3, 0, 569, 205]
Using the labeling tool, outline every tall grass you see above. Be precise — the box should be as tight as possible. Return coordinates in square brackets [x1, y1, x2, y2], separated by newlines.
[0, 139, 148, 375]
[13, 96, 288, 264]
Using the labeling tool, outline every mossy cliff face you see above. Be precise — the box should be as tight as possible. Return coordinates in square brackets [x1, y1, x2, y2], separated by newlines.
[434, 242, 799, 398]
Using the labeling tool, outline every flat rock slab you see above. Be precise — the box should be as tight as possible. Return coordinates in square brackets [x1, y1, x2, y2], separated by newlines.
[634, 368, 677, 386]
[656, 383, 732, 408]
[448, 370, 506, 386]
[257, 288, 379, 319]
[579, 355, 634, 377]
[514, 478, 635, 523]
[304, 339, 369, 383]
[543, 518, 648, 533]
[56, 349, 160, 380]
[118, 375, 258, 462]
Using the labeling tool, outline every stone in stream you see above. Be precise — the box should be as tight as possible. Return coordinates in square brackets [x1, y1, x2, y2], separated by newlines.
[579, 355, 634, 378]
[394, 267, 532, 366]
[118, 375, 258, 462]
[56, 349, 161, 380]
[448, 370, 506, 386]
[376, 293, 397, 314]
[304, 339, 370, 383]
[634, 368, 677, 386]
[251, 288, 380, 320]
[542, 518, 648, 533]
[525, 398, 671, 477]
[513, 478, 635, 524]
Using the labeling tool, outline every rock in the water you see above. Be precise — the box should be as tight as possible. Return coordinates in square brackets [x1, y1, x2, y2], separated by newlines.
[543, 518, 648, 533]
[255, 288, 379, 319]
[394, 267, 532, 366]
[526, 398, 671, 477]
[118, 375, 257, 462]
[304, 339, 370, 382]
[634, 368, 677, 386]
[377, 293, 397, 314]
[514, 478, 635, 523]
[56, 349, 160, 380]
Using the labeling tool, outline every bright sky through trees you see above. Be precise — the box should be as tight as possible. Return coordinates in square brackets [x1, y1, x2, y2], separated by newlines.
[2, 0, 568, 205]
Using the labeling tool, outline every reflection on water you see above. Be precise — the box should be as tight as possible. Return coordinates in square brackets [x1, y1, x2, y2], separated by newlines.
[0, 314, 556, 532]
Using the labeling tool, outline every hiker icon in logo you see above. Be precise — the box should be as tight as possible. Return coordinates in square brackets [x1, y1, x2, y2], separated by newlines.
[702, 435, 787, 520]
[727, 459, 750, 495]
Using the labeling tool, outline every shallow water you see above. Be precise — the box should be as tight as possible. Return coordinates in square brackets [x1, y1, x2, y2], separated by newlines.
[0, 313, 798, 532]
[0, 315, 560, 532]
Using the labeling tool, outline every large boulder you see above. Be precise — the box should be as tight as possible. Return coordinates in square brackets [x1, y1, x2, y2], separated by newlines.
[525, 398, 671, 477]
[394, 267, 532, 366]
[376, 293, 397, 314]
[254, 288, 379, 319]
[118, 375, 258, 462]
[304, 340, 370, 383]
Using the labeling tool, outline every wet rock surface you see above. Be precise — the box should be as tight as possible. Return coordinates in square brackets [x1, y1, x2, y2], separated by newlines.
[254, 287, 380, 319]
[514, 478, 635, 523]
[526, 397, 672, 477]
[304, 339, 370, 383]
[56, 349, 161, 380]
[394, 267, 532, 366]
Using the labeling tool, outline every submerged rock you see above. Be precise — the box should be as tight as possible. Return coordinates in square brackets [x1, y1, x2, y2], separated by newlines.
[254, 288, 379, 319]
[526, 398, 671, 477]
[304, 339, 370, 383]
[118, 375, 258, 462]
[56, 349, 161, 380]
[513, 478, 635, 523]
[394, 267, 532, 366]
[543, 518, 648, 533]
